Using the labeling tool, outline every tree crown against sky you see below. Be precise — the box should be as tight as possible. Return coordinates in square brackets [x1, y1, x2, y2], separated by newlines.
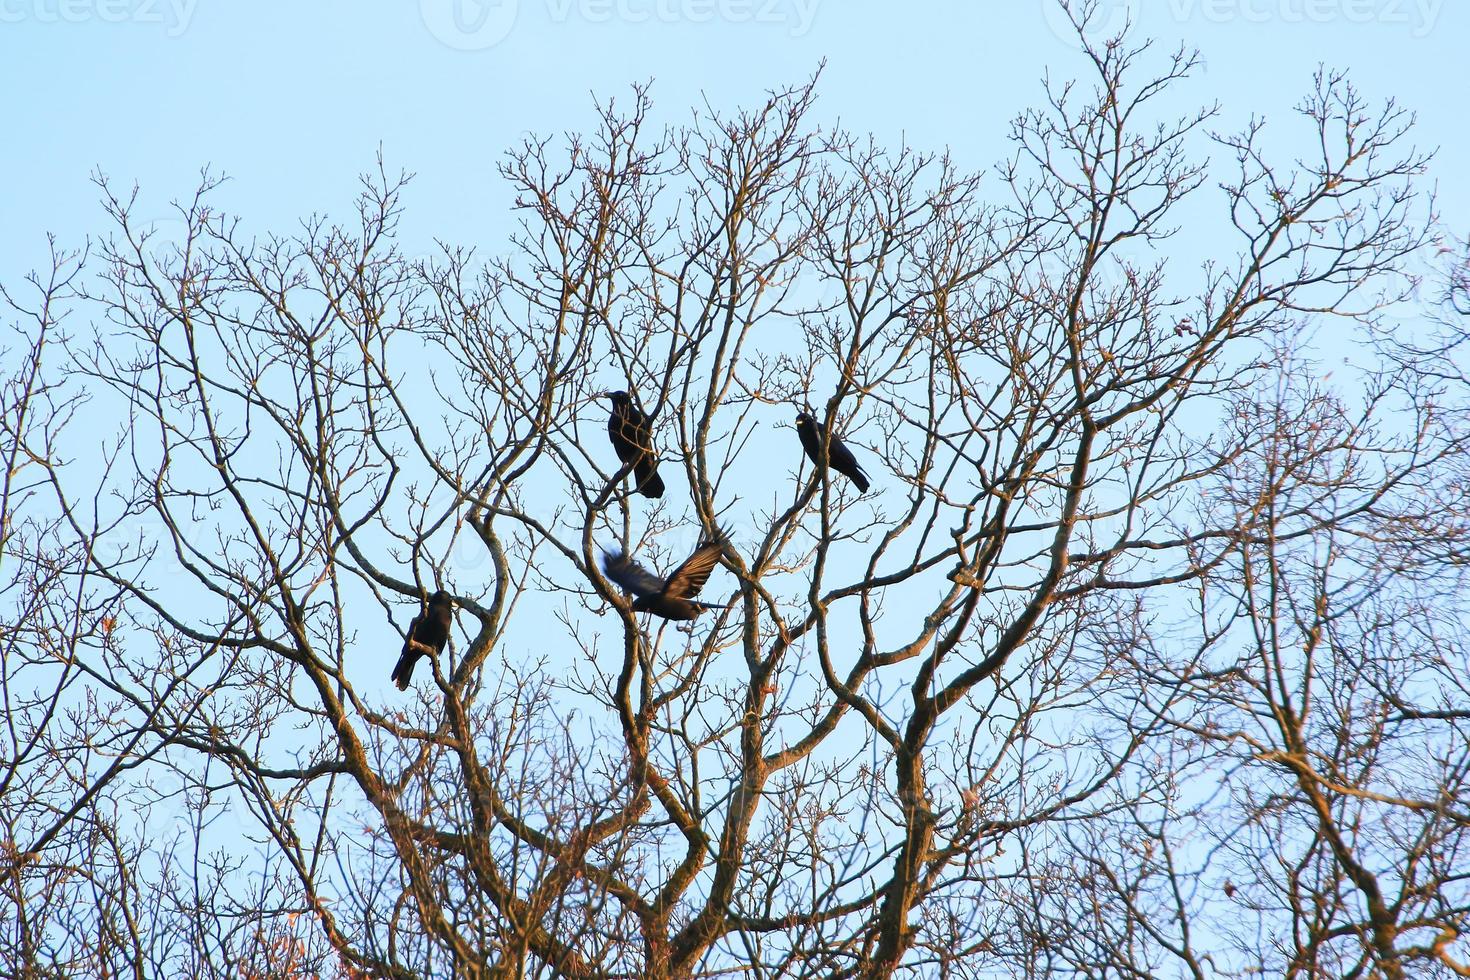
[3, 14, 1470, 979]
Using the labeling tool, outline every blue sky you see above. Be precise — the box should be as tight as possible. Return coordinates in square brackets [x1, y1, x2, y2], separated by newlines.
[2, 0, 1465, 280]
[2, 8, 1464, 960]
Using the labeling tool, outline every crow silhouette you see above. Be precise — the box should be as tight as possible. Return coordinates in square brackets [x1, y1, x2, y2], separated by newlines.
[391, 590, 454, 690]
[601, 530, 727, 621]
[795, 412, 871, 493]
[605, 390, 665, 499]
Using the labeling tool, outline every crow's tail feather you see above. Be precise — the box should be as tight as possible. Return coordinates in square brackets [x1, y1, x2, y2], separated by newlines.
[635, 459, 665, 498]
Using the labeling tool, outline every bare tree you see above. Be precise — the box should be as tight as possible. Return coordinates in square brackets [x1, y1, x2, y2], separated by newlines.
[3, 11, 1467, 979]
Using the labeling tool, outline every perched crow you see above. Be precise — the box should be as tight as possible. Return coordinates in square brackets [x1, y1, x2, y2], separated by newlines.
[601, 530, 728, 621]
[391, 590, 454, 690]
[605, 390, 665, 499]
[795, 412, 871, 493]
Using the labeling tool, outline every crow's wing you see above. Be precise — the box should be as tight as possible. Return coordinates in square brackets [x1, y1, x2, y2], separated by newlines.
[609, 403, 653, 462]
[418, 601, 453, 652]
[401, 610, 425, 657]
[826, 433, 856, 470]
[633, 457, 666, 498]
[827, 436, 871, 491]
[663, 535, 726, 601]
[796, 420, 821, 465]
[602, 549, 666, 598]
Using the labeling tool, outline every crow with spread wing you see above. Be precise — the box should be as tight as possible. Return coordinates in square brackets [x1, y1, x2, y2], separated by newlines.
[795, 412, 871, 493]
[390, 589, 455, 690]
[601, 529, 728, 621]
[605, 390, 665, 499]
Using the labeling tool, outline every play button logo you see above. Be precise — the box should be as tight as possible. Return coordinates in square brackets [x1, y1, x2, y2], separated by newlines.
[421, 0, 520, 50]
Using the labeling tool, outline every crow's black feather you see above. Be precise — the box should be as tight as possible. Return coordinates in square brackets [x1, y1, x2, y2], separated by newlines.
[606, 391, 665, 499]
[601, 529, 728, 621]
[796, 412, 871, 493]
[391, 590, 455, 690]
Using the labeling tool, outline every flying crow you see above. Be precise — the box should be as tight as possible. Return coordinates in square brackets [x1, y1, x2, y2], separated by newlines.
[601, 530, 728, 621]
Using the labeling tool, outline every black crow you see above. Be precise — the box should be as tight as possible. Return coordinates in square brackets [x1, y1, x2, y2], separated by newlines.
[795, 412, 871, 493]
[601, 530, 727, 621]
[391, 589, 454, 690]
[605, 390, 665, 499]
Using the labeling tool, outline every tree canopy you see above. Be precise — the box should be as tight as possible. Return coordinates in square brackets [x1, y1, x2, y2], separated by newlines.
[4, 21, 1469, 980]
